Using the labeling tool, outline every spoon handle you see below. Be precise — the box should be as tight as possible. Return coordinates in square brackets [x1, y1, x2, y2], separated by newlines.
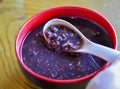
[84, 42, 120, 63]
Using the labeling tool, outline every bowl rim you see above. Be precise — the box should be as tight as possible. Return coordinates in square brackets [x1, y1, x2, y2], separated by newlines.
[15, 6, 117, 84]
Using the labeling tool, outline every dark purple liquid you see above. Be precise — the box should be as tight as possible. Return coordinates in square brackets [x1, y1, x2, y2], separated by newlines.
[21, 16, 113, 80]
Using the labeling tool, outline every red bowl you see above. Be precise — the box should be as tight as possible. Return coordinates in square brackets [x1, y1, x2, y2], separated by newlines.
[15, 6, 117, 84]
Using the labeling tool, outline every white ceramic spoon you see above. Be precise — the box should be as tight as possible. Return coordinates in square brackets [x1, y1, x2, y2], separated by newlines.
[43, 19, 120, 63]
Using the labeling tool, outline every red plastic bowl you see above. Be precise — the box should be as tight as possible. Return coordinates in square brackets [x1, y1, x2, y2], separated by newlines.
[15, 6, 117, 84]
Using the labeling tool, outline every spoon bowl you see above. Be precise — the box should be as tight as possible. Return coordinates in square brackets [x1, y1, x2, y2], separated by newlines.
[43, 19, 120, 63]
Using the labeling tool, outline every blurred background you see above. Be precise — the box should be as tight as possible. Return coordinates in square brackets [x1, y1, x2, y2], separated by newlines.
[0, 0, 120, 89]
